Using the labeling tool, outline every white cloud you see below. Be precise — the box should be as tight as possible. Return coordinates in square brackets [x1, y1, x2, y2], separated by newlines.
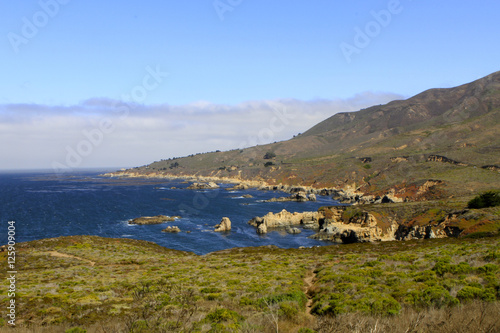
[0, 92, 403, 170]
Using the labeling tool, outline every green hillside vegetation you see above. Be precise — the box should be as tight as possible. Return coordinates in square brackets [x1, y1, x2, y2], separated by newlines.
[119, 71, 500, 200]
[1, 235, 499, 332]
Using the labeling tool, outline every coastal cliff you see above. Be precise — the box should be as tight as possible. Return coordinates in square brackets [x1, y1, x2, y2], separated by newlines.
[247, 202, 500, 243]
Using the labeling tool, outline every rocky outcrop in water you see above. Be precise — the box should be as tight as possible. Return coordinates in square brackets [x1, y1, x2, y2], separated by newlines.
[265, 192, 316, 202]
[187, 182, 220, 190]
[286, 227, 301, 234]
[129, 215, 180, 225]
[162, 226, 181, 233]
[248, 209, 322, 234]
[214, 217, 231, 232]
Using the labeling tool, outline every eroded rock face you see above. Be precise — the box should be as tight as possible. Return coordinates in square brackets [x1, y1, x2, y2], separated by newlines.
[265, 192, 316, 203]
[227, 183, 250, 191]
[395, 224, 447, 240]
[214, 217, 231, 232]
[187, 182, 220, 190]
[129, 215, 180, 225]
[248, 209, 323, 233]
[311, 207, 397, 243]
[286, 227, 302, 234]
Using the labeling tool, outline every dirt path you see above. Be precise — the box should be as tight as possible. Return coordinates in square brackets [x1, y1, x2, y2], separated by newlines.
[46, 251, 96, 266]
[303, 270, 317, 316]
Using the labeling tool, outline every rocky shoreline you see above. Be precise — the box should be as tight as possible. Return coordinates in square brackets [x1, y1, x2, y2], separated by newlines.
[246, 204, 497, 244]
[103, 170, 495, 246]
[102, 170, 407, 205]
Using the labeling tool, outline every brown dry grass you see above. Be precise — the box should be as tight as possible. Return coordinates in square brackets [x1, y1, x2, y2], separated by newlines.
[315, 301, 500, 333]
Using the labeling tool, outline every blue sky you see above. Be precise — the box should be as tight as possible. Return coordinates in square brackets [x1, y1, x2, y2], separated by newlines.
[0, 0, 499, 170]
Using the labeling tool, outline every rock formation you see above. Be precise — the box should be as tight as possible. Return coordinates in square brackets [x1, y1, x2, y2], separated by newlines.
[286, 227, 302, 234]
[214, 217, 231, 232]
[248, 209, 322, 233]
[311, 207, 398, 244]
[265, 192, 316, 202]
[187, 182, 220, 190]
[227, 183, 250, 190]
[427, 155, 468, 166]
[129, 215, 180, 225]
[162, 226, 181, 233]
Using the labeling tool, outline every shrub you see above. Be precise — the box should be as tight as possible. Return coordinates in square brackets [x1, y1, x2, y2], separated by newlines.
[259, 291, 308, 309]
[239, 297, 254, 306]
[409, 286, 458, 308]
[205, 293, 221, 300]
[279, 301, 299, 319]
[457, 286, 485, 302]
[201, 287, 221, 294]
[477, 264, 499, 275]
[264, 152, 276, 159]
[432, 258, 453, 277]
[311, 293, 345, 316]
[370, 296, 401, 316]
[468, 190, 500, 209]
[264, 161, 275, 167]
[205, 308, 244, 323]
[205, 308, 245, 331]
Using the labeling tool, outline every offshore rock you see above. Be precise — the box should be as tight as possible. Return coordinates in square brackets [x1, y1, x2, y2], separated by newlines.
[214, 217, 232, 232]
[187, 182, 220, 190]
[129, 215, 180, 225]
[265, 191, 316, 203]
[286, 227, 302, 234]
[162, 226, 181, 233]
[248, 209, 323, 234]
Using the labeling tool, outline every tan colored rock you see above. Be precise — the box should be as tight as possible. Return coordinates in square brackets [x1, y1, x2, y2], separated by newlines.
[311, 209, 399, 243]
[286, 227, 302, 234]
[214, 217, 231, 232]
[187, 182, 220, 190]
[129, 215, 179, 225]
[248, 209, 323, 234]
[162, 226, 181, 233]
[265, 192, 316, 203]
[257, 223, 268, 234]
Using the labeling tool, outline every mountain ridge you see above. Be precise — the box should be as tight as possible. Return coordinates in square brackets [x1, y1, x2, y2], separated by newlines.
[110, 71, 500, 200]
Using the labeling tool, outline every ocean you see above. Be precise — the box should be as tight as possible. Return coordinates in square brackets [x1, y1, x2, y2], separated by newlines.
[0, 171, 339, 255]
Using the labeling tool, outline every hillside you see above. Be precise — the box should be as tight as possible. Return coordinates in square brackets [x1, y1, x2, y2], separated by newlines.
[112, 71, 500, 200]
[1, 235, 499, 332]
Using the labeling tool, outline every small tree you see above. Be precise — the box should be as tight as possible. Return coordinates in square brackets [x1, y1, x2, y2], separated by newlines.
[468, 190, 500, 209]
[264, 152, 276, 159]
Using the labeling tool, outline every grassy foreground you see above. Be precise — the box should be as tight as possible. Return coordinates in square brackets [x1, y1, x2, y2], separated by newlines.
[1, 235, 500, 332]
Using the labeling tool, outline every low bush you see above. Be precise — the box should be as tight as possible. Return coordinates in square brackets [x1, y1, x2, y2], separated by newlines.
[205, 308, 245, 331]
[468, 190, 500, 209]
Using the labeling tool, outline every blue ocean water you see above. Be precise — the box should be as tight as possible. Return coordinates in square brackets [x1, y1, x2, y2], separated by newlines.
[0, 171, 339, 254]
